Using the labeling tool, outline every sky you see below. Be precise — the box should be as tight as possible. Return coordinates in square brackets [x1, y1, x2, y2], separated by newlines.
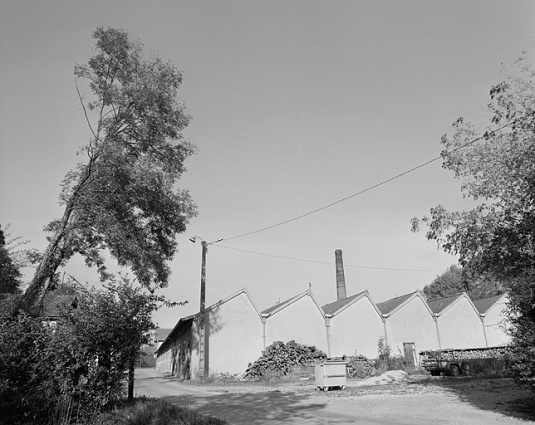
[1, 1, 534, 328]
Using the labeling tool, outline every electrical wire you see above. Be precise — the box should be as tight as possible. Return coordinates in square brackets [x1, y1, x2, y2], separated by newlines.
[214, 244, 444, 272]
[220, 120, 515, 243]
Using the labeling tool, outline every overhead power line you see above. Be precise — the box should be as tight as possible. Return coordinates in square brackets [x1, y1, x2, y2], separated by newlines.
[221, 119, 515, 243]
[215, 244, 444, 272]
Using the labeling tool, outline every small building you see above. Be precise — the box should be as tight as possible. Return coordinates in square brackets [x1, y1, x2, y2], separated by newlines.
[261, 288, 328, 354]
[140, 328, 172, 368]
[376, 291, 440, 364]
[473, 293, 510, 347]
[322, 291, 385, 358]
[155, 288, 263, 378]
[427, 293, 486, 349]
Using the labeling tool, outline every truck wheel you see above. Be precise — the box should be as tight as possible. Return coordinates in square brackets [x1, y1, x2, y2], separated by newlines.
[449, 365, 461, 377]
[461, 363, 471, 376]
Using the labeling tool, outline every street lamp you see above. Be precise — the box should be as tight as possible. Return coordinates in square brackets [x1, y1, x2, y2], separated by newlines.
[189, 236, 222, 377]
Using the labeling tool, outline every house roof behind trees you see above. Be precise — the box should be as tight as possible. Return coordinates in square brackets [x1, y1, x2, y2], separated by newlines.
[41, 293, 77, 318]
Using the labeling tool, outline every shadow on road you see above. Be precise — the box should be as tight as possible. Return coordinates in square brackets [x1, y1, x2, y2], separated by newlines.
[162, 391, 348, 425]
[417, 376, 535, 421]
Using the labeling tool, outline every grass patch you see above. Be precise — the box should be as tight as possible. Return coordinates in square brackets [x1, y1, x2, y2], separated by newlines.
[92, 398, 228, 425]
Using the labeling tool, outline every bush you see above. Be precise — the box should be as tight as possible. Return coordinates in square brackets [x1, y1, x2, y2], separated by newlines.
[244, 340, 327, 379]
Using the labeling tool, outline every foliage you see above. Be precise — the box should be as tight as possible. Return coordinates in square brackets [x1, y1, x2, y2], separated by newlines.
[0, 277, 169, 424]
[23, 27, 196, 312]
[0, 225, 22, 297]
[375, 338, 410, 374]
[423, 264, 506, 301]
[412, 51, 535, 390]
[345, 355, 376, 378]
[93, 398, 229, 425]
[244, 340, 327, 379]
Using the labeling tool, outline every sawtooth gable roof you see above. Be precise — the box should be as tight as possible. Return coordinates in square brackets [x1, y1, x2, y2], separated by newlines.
[427, 293, 464, 315]
[261, 288, 324, 318]
[157, 288, 260, 355]
[472, 293, 507, 315]
[376, 292, 417, 316]
[321, 291, 381, 317]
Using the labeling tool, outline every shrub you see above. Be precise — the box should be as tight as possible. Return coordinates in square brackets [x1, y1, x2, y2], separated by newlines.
[93, 398, 228, 425]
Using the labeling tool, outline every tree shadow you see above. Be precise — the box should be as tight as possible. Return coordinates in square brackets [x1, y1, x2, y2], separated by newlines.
[414, 376, 535, 421]
[162, 391, 353, 425]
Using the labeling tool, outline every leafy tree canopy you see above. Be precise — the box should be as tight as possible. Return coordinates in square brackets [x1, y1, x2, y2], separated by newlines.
[423, 264, 507, 302]
[412, 51, 535, 390]
[412, 52, 535, 279]
[22, 28, 197, 312]
[0, 225, 22, 297]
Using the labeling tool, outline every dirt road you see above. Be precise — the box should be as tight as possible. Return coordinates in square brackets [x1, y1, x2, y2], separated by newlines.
[134, 368, 533, 425]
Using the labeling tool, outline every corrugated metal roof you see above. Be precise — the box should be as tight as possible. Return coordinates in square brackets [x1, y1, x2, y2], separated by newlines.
[376, 292, 416, 315]
[427, 293, 464, 314]
[472, 294, 505, 314]
[322, 291, 367, 316]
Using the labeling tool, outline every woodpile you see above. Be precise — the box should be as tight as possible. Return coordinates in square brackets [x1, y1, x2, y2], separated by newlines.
[423, 346, 507, 361]
[243, 340, 326, 379]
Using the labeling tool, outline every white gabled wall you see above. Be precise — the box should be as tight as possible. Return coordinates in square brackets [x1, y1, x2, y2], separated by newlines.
[207, 292, 263, 375]
[384, 296, 439, 355]
[436, 297, 486, 349]
[483, 295, 510, 346]
[264, 294, 328, 352]
[329, 297, 385, 358]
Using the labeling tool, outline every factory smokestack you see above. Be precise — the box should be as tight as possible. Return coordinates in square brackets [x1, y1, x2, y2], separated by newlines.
[335, 249, 347, 301]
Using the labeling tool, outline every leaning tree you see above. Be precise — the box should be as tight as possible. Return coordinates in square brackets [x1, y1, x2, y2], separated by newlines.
[21, 27, 197, 313]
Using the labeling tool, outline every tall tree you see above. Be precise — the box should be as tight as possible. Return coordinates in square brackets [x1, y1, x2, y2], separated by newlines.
[22, 28, 197, 312]
[0, 225, 22, 297]
[423, 264, 506, 302]
[412, 51, 535, 390]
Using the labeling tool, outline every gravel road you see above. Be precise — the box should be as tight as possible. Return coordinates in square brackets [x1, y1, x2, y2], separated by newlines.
[134, 368, 534, 425]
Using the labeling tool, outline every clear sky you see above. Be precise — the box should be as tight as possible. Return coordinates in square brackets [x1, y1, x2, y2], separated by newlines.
[1, 1, 534, 328]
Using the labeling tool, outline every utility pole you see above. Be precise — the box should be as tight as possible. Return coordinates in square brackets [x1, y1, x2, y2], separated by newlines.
[189, 236, 222, 378]
[199, 240, 208, 378]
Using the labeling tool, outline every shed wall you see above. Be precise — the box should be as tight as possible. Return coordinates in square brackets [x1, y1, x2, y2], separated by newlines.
[329, 297, 385, 358]
[436, 297, 486, 349]
[264, 295, 327, 352]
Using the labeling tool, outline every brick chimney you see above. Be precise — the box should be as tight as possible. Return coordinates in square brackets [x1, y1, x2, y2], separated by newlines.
[335, 249, 347, 301]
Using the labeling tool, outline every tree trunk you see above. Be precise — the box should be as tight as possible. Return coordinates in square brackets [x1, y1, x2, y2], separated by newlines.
[19, 201, 75, 314]
[128, 358, 135, 401]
